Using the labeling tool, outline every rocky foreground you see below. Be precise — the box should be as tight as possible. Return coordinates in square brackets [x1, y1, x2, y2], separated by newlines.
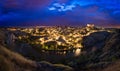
[0, 45, 73, 71]
[0, 25, 120, 71]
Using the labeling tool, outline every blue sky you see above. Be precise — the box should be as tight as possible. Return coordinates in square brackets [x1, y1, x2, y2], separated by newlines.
[0, 0, 120, 27]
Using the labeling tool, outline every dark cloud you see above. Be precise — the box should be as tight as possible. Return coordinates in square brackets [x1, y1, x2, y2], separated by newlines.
[0, 0, 120, 27]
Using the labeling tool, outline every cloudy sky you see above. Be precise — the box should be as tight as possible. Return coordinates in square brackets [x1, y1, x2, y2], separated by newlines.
[0, 0, 120, 27]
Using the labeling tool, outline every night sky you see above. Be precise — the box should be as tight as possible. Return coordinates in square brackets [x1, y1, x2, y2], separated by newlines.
[0, 0, 120, 27]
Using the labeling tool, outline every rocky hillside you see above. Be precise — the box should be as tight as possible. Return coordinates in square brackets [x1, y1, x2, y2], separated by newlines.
[72, 29, 120, 71]
[0, 45, 73, 71]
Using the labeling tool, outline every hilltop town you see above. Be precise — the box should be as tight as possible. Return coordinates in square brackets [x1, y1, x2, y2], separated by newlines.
[0, 24, 120, 71]
[6, 24, 110, 50]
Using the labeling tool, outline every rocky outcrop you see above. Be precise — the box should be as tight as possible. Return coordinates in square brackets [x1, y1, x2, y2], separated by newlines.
[99, 33, 120, 62]
[103, 60, 120, 71]
[103, 33, 120, 52]
[74, 30, 120, 71]
[0, 45, 73, 71]
[81, 31, 110, 50]
[0, 45, 37, 71]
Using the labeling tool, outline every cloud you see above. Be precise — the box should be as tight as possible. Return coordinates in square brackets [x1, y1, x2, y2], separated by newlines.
[0, 0, 120, 26]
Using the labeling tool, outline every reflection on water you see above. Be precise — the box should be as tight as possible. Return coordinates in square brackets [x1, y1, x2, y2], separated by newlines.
[75, 48, 81, 56]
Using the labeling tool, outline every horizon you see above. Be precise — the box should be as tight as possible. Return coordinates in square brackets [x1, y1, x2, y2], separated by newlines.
[1, 24, 120, 29]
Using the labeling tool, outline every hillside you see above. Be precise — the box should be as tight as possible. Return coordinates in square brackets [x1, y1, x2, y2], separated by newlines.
[0, 45, 37, 71]
[71, 29, 120, 71]
[0, 26, 120, 71]
[0, 45, 73, 71]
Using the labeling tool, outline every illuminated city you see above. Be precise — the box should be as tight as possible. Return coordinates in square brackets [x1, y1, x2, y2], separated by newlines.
[0, 0, 120, 71]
